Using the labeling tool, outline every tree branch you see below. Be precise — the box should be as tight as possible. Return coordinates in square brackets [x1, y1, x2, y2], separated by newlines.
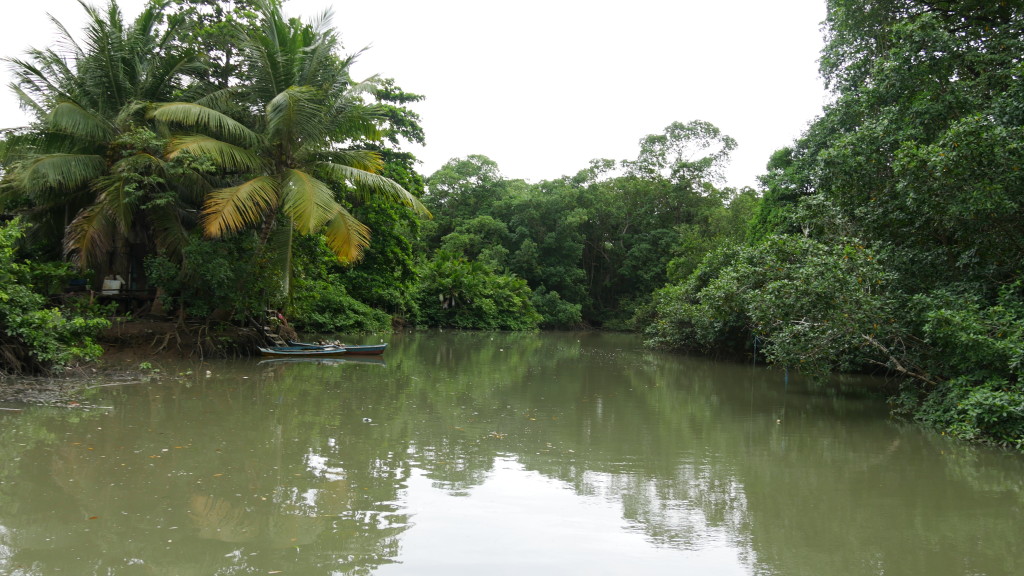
[862, 334, 941, 387]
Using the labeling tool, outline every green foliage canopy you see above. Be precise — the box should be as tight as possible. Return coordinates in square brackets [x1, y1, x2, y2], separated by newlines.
[653, 0, 1024, 447]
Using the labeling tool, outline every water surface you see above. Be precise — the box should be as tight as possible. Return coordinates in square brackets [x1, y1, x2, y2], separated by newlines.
[1, 331, 1021, 575]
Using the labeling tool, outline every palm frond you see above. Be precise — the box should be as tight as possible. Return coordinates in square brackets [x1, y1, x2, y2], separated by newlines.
[131, 0, 168, 44]
[48, 101, 113, 141]
[194, 87, 241, 112]
[241, 0, 347, 104]
[140, 54, 206, 102]
[113, 100, 150, 127]
[295, 9, 340, 86]
[151, 102, 260, 148]
[323, 208, 371, 263]
[173, 170, 213, 207]
[319, 162, 431, 217]
[280, 169, 342, 234]
[18, 154, 107, 196]
[5, 83, 46, 124]
[5, 54, 78, 113]
[266, 86, 326, 146]
[347, 76, 381, 97]
[78, 0, 132, 110]
[167, 135, 266, 174]
[305, 7, 336, 38]
[136, 0, 203, 98]
[334, 47, 367, 74]
[322, 98, 383, 141]
[64, 202, 114, 270]
[240, 1, 292, 100]
[91, 173, 140, 238]
[48, 10, 86, 62]
[309, 149, 383, 173]
[146, 203, 190, 263]
[203, 175, 280, 237]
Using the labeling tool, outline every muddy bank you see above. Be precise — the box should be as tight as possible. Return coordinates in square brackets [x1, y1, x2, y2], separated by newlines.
[1, 318, 266, 406]
[98, 317, 267, 364]
[0, 370, 151, 407]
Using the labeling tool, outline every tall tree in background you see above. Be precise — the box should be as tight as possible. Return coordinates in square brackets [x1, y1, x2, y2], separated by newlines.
[161, 0, 269, 90]
[598, 120, 738, 321]
[422, 154, 507, 247]
[418, 120, 744, 329]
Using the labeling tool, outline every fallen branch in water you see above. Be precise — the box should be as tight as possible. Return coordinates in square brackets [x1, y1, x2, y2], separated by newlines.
[862, 334, 940, 387]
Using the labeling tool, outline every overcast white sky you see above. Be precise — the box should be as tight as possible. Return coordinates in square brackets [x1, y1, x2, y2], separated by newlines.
[0, 0, 830, 188]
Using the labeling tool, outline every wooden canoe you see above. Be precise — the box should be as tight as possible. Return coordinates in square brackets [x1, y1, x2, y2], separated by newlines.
[286, 340, 388, 355]
[257, 345, 348, 357]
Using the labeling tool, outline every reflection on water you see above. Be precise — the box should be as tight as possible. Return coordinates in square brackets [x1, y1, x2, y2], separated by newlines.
[1, 331, 1021, 575]
[376, 457, 748, 576]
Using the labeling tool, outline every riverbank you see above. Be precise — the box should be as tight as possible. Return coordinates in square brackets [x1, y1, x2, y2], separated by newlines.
[0, 318, 258, 406]
[97, 317, 214, 366]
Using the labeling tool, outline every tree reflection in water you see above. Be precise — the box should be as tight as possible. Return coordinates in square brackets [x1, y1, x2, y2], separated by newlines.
[0, 331, 1022, 575]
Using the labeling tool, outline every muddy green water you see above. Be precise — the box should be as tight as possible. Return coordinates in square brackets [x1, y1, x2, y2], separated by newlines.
[1, 331, 1021, 575]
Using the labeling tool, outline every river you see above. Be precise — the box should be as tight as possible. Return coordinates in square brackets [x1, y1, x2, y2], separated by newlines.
[1, 331, 1021, 575]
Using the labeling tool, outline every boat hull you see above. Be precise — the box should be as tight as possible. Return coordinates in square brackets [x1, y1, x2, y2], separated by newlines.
[257, 346, 349, 357]
[284, 341, 388, 356]
[341, 344, 387, 355]
[257, 356, 386, 366]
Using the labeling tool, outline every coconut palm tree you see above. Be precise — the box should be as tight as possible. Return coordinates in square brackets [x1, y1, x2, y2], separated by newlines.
[150, 0, 429, 273]
[1, 0, 204, 276]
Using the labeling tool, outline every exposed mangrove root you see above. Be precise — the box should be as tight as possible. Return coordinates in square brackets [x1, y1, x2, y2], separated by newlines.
[1, 337, 47, 375]
[152, 329, 183, 354]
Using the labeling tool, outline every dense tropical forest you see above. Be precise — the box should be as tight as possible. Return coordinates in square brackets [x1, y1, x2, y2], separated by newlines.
[0, 0, 1021, 447]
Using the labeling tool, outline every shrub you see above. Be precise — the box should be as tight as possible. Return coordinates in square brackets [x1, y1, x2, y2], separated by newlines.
[146, 234, 283, 321]
[290, 278, 392, 333]
[643, 235, 895, 378]
[0, 219, 110, 373]
[531, 287, 582, 329]
[413, 252, 541, 330]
